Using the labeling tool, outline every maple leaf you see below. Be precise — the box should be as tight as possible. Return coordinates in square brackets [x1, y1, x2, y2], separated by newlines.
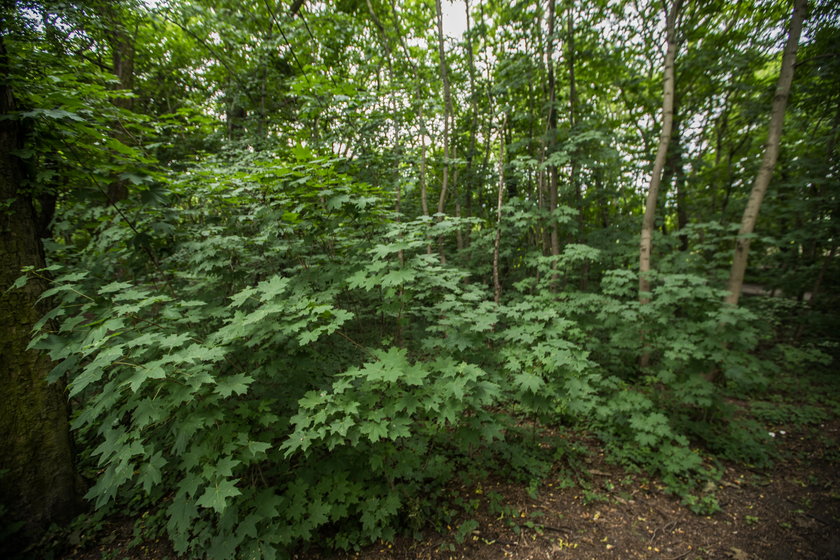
[196, 478, 242, 514]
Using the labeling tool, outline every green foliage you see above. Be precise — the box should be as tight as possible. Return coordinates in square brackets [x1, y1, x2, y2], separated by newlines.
[27, 150, 527, 557]
[31, 194, 787, 555]
[9, 0, 839, 556]
[751, 402, 828, 427]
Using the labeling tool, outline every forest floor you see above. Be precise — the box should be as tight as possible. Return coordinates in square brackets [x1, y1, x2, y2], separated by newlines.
[59, 400, 840, 560]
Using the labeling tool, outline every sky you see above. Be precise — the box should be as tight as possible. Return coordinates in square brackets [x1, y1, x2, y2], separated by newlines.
[441, 0, 468, 40]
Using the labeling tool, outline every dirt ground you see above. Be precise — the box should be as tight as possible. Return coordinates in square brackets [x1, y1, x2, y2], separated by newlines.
[59, 415, 840, 560]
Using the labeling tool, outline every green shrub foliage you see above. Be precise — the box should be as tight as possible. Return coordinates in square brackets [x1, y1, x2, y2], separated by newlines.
[6, 0, 837, 555]
[23, 147, 782, 556]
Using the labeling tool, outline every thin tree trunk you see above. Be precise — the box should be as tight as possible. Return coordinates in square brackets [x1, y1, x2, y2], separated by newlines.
[103, 6, 136, 203]
[671, 106, 689, 251]
[493, 116, 507, 305]
[546, 0, 560, 264]
[661, 104, 690, 250]
[386, 0, 432, 245]
[461, 0, 479, 249]
[639, 0, 681, 303]
[675, 162, 689, 251]
[534, 2, 551, 258]
[258, 1, 278, 142]
[566, 1, 588, 288]
[420, 135, 429, 218]
[0, 36, 82, 548]
[434, 0, 454, 263]
[638, 0, 681, 369]
[566, 0, 580, 236]
[725, 0, 806, 306]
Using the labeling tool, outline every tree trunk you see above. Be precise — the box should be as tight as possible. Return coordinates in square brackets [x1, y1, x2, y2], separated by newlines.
[675, 149, 689, 251]
[639, 0, 681, 303]
[493, 117, 507, 305]
[434, 0, 454, 263]
[725, 0, 806, 307]
[566, 0, 580, 237]
[565, 1, 589, 288]
[545, 0, 560, 264]
[461, 0, 479, 249]
[103, 4, 136, 203]
[386, 0, 431, 251]
[660, 102, 689, 250]
[0, 37, 82, 550]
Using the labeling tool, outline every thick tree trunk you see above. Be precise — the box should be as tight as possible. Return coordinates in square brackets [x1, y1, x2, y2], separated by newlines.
[725, 0, 806, 306]
[0, 38, 82, 550]
[639, 0, 681, 303]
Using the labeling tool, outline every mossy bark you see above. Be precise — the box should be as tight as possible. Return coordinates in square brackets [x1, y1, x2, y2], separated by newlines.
[0, 37, 82, 550]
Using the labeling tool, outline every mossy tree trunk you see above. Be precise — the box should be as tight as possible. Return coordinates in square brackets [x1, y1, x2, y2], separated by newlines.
[0, 36, 82, 550]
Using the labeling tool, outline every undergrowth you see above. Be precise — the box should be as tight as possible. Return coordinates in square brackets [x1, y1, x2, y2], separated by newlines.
[20, 152, 835, 558]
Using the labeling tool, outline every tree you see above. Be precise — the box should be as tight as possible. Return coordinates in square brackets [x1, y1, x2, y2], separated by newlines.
[725, 0, 807, 306]
[639, 0, 681, 303]
[434, 0, 455, 262]
[1, 0, 837, 556]
[546, 0, 560, 264]
[0, 35, 82, 550]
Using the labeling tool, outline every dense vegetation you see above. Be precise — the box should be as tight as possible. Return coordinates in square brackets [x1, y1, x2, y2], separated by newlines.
[1, 0, 837, 558]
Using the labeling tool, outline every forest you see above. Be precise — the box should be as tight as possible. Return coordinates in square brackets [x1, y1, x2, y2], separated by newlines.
[1, 0, 838, 558]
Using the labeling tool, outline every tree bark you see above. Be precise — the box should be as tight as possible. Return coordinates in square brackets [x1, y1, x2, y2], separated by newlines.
[566, 1, 581, 237]
[725, 0, 806, 306]
[493, 117, 507, 305]
[639, 0, 681, 303]
[565, 1, 589, 288]
[386, 0, 431, 252]
[545, 0, 560, 264]
[0, 36, 82, 550]
[103, 3, 136, 203]
[675, 144, 689, 251]
[434, 0, 454, 263]
[461, 0, 479, 249]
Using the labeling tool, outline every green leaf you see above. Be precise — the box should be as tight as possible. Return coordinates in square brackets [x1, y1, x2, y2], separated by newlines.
[360, 421, 388, 443]
[98, 281, 135, 295]
[139, 451, 167, 494]
[245, 440, 271, 458]
[229, 286, 258, 308]
[387, 417, 411, 439]
[22, 108, 85, 121]
[9, 274, 28, 291]
[196, 478, 242, 514]
[514, 372, 545, 393]
[160, 332, 192, 350]
[214, 373, 254, 397]
[329, 416, 355, 438]
[57, 271, 89, 283]
[380, 268, 416, 287]
[257, 275, 289, 301]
